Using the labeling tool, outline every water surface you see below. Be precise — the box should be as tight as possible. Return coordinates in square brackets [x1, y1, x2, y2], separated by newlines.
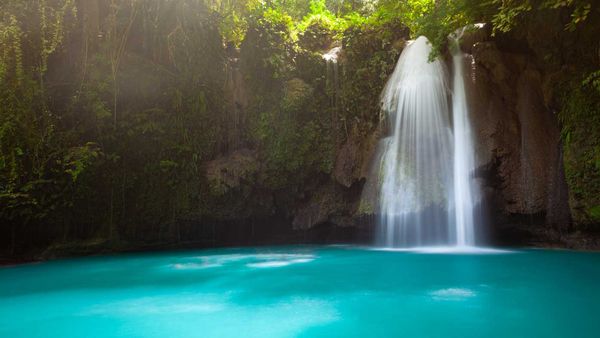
[1, 246, 599, 337]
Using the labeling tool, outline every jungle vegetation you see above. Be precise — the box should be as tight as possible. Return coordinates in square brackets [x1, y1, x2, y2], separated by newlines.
[0, 0, 598, 256]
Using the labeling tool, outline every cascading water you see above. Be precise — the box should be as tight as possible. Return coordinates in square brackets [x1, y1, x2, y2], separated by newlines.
[450, 30, 480, 247]
[376, 35, 480, 248]
[378, 36, 454, 247]
[323, 46, 342, 110]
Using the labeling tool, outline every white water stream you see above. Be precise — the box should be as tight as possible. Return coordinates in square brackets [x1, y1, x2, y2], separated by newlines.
[377, 35, 480, 248]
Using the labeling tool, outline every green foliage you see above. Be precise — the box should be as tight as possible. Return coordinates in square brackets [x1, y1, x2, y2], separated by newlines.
[246, 74, 334, 189]
[589, 205, 600, 222]
[0, 0, 230, 251]
[583, 71, 600, 93]
[240, 7, 297, 88]
[489, 0, 533, 34]
[0, 0, 80, 228]
[400, 0, 596, 58]
[38, 0, 77, 76]
[486, 0, 594, 34]
[372, 0, 436, 33]
[340, 23, 405, 131]
[298, 0, 337, 31]
[0, 13, 25, 85]
[217, 0, 262, 46]
[63, 143, 101, 182]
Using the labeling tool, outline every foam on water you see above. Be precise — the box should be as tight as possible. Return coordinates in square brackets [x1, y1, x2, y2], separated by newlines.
[172, 262, 222, 270]
[370, 246, 514, 254]
[172, 253, 316, 270]
[430, 288, 475, 300]
[247, 258, 313, 268]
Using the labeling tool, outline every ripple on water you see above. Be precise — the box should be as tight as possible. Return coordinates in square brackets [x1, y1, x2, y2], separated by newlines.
[430, 288, 475, 301]
[170, 253, 316, 270]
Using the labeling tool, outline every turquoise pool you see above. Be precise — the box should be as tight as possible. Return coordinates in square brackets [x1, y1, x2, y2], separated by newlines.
[1, 246, 599, 337]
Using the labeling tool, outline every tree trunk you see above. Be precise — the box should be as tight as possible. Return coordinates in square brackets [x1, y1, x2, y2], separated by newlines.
[10, 223, 16, 256]
[109, 185, 115, 243]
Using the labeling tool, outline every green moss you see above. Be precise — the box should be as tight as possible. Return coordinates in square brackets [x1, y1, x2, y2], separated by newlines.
[357, 200, 374, 216]
[559, 77, 600, 227]
[588, 205, 600, 222]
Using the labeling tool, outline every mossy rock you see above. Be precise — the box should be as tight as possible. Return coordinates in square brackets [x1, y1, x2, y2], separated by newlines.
[205, 149, 259, 197]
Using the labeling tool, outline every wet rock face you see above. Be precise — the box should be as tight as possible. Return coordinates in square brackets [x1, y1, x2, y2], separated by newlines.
[292, 181, 364, 230]
[465, 35, 571, 230]
[293, 131, 378, 230]
[459, 24, 492, 55]
[333, 130, 379, 188]
[333, 138, 360, 188]
[292, 183, 337, 230]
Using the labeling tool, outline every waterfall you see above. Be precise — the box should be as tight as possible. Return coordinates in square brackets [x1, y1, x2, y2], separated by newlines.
[323, 46, 341, 109]
[378, 36, 454, 247]
[376, 35, 480, 248]
[323, 46, 342, 143]
[450, 32, 479, 247]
